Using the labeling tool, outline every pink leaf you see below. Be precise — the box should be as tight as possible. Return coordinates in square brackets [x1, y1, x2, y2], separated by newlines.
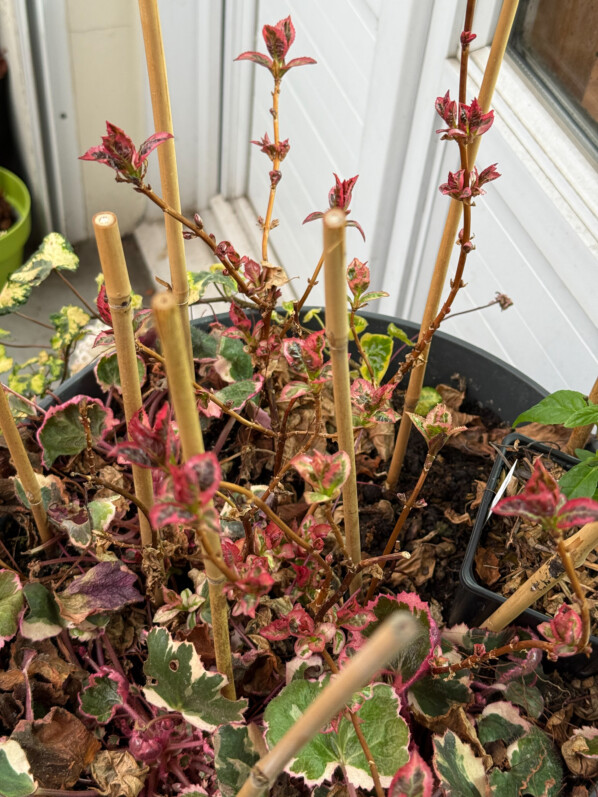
[235, 51, 274, 70]
[136, 131, 173, 166]
[389, 746, 434, 797]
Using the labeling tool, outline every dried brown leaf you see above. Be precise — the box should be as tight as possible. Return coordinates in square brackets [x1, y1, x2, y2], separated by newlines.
[474, 546, 500, 587]
[91, 749, 148, 797]
[11, 706, 100, 788]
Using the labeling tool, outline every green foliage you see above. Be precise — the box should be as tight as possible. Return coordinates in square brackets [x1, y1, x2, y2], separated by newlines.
[414, 386, 443, 416]
[513, 390, 591, 428]
[409, 674, 472, 718]
[50, 305, 90, 351]
[359, 332, 392, 384]
[488, 727, 562, 796]
[214, 726, 260, 797]
[80, 675, 124, 724]
[433, 731, 487, 797]
[37, 398, 114, 468]
[21, 582, 64, 641]
[187, 268, 236, 304]
[95, 352, 146, 392]
[143, 628, 247, 730]
[264, 680, 408, 789]
[558, 451, 598, 499]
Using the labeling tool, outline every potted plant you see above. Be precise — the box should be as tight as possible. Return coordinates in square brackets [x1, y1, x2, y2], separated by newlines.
[0, 3, 597, 796]
[0, 166, 31, 290]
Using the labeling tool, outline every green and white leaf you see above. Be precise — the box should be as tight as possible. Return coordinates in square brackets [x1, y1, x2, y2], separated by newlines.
[503, 681, 544, 719]
[264, 680, 409, 789]
[80, 675, 124, 724]
[0, 739, 37, 797]
[349, 314, 368, 339]
[214, 725, 260, 797]
[0, 570, 24, 647]
[0, 281, 32, 316]
[11, 232, 79, 288]
[414, 386, 443, 417]
[477, 701, 528, 747]
[387, 322, 414, 347]
[143, 628, 247, 730]
[433, 730, 487, 797]
[187, 269, 236, 304]
[0, 344, 13, 374]
[21, 582, 64, 640]
[489, 727, 562, 797]
[88, 498, 117, 533]
[359, 333, 393, 384]
[50, 305, 90, 350]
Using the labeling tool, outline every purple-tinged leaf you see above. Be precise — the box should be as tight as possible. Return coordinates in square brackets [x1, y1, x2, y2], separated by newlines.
[389, 746, 433, 797]
[555, 497, 598, 528]
[150, 502, 197, 529]
[281, 56, 317, 72]
[302, 211, 324, 225]
[346, 219, 366, 241]
[234, 51, 273, 70]
[262, 16, 295, 61]
[136, 131, 173, 165]
[55, 561, 143, 624]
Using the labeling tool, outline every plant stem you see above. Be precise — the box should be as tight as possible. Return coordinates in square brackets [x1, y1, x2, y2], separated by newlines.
[322, 650, 384, 797]
[2, 341, 52, 349]
[54, 269, 101, 319]
[323, 208, 362, 586]
[93, 212, 155, 548]
[366, 451, 436, 602]
[0, 384, 51, 545]
[385, 0, 518, 490]
[566, 375, 598, 455]
[237, 612, 420, 797]
[349, 308, 375, 381]
[138, 0, 194, 371]
[219, 480, 334, 580]
[136, 340, 275, 438]
[431, 638, 555, 675]
[556, 537, 591, 651]
[152, 291, 236, 700]
[482, 520, 598, 632]
[262, 77, 281, 262]
[14, 311, 54, 330]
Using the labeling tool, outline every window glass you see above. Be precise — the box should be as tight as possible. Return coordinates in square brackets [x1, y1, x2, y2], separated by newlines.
[509, 0, 598, 157]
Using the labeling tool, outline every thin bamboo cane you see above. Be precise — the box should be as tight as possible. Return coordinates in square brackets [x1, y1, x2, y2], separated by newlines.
[386, 0, 520, 490]
[152, 291, 236, 700]
[93, 212, 155, 548]
[323, 209, 362, 585]
[237, 611, 421, 797]
[0, 385, 50, 544]
[138, 0, 193, 370]
[566, 376, 598, 455]
[482, 520, 598, 631]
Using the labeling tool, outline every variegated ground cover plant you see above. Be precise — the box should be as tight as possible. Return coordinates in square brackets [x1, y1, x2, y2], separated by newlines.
[0, 5, 597, 797]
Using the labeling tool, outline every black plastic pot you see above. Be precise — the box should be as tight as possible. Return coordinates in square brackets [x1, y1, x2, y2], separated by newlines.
[452, 431, 598, 676]
[50, 310, 549, 418]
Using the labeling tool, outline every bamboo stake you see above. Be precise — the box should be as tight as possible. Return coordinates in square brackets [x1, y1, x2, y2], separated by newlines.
[237, 611, 421, 797]
[0, 385, 50, 544]
[152, 291, 236, 700]
[138, 0, 193, 370]
[93, 212, 155, 548]
[565, 376, 598, 455]
[483, 520, 598, 631]
[386, 0, 520, 490]
[323, 209, 362, 586]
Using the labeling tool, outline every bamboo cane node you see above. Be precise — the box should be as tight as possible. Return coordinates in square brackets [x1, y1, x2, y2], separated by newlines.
[206, 574, 227, 586]
[108, 299, 132, 311]
[249, 764, 270, 789]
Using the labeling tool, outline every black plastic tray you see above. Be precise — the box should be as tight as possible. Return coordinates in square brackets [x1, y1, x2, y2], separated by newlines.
[452, 431, 598, 676]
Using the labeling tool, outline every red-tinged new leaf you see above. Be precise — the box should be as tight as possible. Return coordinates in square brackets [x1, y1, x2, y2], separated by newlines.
[346, 218, 366, 241]
[262, 16, 295, 61]
[281, 56, 317, 72]
[389, 746, 434, 797]
[556, 497, 598, 528]
[96, 284, 112, 325]
[111, 443, 154, 469]
[292, 449, 351, 503]
[235, 51, 273, 70]
[493, 459, 563, 526]
[184, 452, 221, 505]
[302, 211, 324, 225]
[538, 604, 587, 657]
[136, 132, 173, 166]
[150, 502, 196, 529]
[261, 617, 291, 642]
[347, 258, 370, 298]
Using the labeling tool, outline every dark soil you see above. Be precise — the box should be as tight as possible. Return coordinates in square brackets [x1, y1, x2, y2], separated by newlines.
[0, 189, 16, 232]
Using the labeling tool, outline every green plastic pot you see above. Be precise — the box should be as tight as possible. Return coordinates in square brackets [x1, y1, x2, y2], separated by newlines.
[0, 166, 31, 289]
